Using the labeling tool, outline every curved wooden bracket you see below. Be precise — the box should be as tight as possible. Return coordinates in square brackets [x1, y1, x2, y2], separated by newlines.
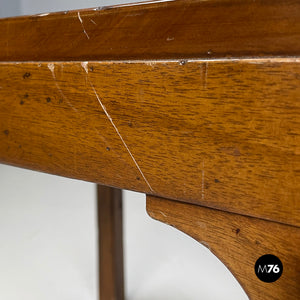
[146, 195, 300, 300]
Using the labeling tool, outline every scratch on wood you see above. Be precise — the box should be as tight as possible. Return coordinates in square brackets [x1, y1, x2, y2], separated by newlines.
[37, 13, 49, 17]
[90, 19, 97, 25]
[159, 211, 167, 217]
[48, 62, 55, 74]
[166, 37, 174, 41]
[77, 12, 90, 40]
[81, 61, 89, 74]
[91, 84, 154, 192]
[47, 63, 78, 112]
[85, 70, 153, 192]
[145, 62, 155, 69]
[202, 160, 205, 200]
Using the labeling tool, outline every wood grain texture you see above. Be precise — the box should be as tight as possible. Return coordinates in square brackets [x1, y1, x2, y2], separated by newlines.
[97, 185, 124, 300]
[0, 59, 299, 226]
[146, 195, 300, 300]
[1, 0, 300, 61]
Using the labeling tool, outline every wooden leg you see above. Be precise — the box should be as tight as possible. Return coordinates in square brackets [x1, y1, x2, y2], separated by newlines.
[146, 195, 300, 300]
[97, 185, 124, 300]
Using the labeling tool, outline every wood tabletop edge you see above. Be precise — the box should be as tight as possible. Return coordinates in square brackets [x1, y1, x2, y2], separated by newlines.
[1, 0, 300, 61]
[1, 57, 300, 64]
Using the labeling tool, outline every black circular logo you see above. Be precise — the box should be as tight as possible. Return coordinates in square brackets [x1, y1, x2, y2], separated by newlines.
[255, 254, 283, 282]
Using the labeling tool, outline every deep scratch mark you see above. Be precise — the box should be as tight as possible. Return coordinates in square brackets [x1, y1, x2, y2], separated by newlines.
[48, 63, 55, 73]
[81, 62, 89, 85]
[91, 84, 153, 192]
[90, 19, 97, 25]
[48, 63, 78, 112]
[77, 12, 90, 39]
[81, 63, 154, 192]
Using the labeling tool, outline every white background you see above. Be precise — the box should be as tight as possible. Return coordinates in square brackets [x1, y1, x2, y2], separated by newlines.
[0, 1, 248, 299]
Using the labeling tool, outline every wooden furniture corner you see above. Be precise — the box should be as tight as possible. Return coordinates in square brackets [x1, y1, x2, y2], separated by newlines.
[0, 0, 299, 299]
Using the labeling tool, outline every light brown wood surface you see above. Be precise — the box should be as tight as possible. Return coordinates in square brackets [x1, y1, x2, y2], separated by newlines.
[0, 1, 299, 299]
[1, 0, 300, 61]
[146, 195, 300, 300]
[0, 59, 299, 226]
[97, 185, 124, 300]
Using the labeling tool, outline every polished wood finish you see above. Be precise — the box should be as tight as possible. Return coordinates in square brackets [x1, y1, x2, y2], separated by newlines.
[0, 59, 299, 226]
[146, 195, 300, 300]
[97, 185, 124, 300]
[0, 1, 299, 299]
[1, 1, 298, 224]
[1, 0, 300, 61]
